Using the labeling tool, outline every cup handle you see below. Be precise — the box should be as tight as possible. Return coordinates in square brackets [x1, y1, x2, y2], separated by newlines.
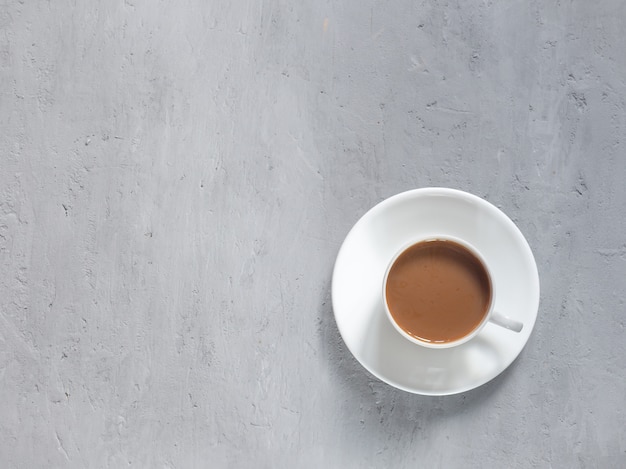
[489, 311, 523, 333]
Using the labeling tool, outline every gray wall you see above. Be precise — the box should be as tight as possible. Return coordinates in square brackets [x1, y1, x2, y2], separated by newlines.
[1, 0, 625, 467]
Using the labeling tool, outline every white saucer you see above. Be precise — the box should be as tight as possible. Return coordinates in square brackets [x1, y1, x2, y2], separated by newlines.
[332, 188, 540, 396]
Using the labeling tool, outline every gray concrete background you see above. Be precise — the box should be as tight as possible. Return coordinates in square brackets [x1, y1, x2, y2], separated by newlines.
[1, 0, 625, 467]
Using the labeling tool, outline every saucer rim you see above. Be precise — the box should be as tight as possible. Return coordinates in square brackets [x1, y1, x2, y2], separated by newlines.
[331, 187, 540, 396]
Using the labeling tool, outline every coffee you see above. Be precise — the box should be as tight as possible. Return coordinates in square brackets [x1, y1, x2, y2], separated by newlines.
[385, 239, 491, 344]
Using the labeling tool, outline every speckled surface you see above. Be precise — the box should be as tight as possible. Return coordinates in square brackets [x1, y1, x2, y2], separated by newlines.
[1, 0, 625, 467]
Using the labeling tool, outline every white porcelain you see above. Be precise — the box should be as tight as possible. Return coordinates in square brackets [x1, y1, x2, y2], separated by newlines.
[382, 235, 496, 349]
[332, 188, 540, 396]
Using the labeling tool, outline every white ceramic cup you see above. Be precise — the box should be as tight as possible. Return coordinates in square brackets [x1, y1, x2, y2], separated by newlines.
[382, 235, 523, 349]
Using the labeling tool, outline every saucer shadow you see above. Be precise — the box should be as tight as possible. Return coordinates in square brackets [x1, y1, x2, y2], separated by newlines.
[318, 274, 521, 444]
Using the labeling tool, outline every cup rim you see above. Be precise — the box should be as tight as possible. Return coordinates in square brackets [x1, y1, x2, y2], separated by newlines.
[382, 234, 495, 349]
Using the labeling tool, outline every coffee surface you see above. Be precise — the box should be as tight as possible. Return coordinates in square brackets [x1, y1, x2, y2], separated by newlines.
[385, 240, 491, 343]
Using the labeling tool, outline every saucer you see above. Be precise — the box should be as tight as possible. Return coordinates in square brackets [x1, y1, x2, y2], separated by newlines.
[331, 188, 540, 396]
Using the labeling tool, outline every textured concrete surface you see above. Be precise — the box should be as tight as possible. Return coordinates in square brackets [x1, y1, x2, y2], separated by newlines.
[1, 0, 625, 467]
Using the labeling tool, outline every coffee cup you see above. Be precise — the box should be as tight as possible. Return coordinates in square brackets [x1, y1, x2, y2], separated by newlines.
[382, 235, 523, 349]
